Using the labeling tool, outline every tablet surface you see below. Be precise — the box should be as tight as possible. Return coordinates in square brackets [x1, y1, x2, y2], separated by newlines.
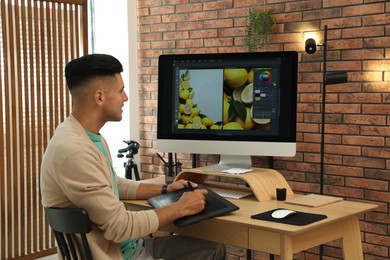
[147, 184, 239, 227]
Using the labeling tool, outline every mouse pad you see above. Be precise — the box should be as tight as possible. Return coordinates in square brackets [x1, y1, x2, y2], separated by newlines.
[251, 208, 327, 226]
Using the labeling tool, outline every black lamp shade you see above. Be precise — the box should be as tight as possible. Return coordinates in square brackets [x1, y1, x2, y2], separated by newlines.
[305, 38, 317, 54]
[325, 72, 348, 85]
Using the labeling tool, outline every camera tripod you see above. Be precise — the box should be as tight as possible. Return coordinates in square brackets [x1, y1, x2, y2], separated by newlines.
[117, 140, 140, 180]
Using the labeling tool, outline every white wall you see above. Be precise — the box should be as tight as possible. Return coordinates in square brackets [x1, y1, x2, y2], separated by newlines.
[92, 0, 139, 177]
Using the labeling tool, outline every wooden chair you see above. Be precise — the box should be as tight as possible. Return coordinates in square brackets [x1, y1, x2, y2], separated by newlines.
[44, 207, 93, 260]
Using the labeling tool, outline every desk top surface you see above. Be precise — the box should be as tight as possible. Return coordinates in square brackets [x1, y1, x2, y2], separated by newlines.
[123, 194, 378, 235]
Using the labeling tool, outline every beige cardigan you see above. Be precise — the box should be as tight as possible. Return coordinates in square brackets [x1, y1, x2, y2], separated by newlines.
[41, 115, 159, 259]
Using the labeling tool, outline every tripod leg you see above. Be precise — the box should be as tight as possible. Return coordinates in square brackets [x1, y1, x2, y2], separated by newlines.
[125, 164, 131, 179]
[133, 163, 140, 181]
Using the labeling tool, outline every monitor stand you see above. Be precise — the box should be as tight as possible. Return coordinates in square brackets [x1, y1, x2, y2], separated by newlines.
[203, 155, 251, 172]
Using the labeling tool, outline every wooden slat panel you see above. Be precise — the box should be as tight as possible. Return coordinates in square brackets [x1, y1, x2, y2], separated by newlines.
[0, 0, 87, 258]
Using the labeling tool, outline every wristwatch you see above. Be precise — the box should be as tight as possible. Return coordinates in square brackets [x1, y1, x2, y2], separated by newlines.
[162, 184, 168, 194]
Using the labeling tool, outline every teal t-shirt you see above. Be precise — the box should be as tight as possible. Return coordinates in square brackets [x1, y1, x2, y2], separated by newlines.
[85, 130, 137, 259]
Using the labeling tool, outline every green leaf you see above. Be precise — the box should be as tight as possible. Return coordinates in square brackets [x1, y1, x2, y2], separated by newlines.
[228, 102, 237, 121]
[232, 101, 247, 121]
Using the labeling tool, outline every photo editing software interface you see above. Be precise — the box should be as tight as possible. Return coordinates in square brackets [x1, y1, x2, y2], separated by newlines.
[172, 58, 281, 136]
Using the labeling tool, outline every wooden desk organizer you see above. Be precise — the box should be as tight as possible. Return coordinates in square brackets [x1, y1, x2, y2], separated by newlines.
[175, 167, 293, 202]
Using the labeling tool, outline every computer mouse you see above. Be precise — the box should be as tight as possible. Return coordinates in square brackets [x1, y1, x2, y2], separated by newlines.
[271, 209, 296, 219]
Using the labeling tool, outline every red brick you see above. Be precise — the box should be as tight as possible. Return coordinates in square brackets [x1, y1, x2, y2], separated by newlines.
[325, 156, 343, 167]
[304, 153, 321, 163]
[323, 185, 364, 198]
[326, 104, 361, 114]
[367, 168, 390, 182]
[139, 32, 162, 41]
[364, 60, 390, 71]
[342, 26, 385, 38]
[150, 23, 176, 33]
[285, 0, 322, 12]
[219, 27, 245, 37]
[289, 182, 320, 194]
[349, 72, 383, 82]
[150, 6, 175, 15]
[325, 165, 363, 177]
[203, 1, 233, 10]
[176, 3, 202, 13]
[139, 15, 162, 25]
[363, 147, 390, 159]
[361, 126, 390, 136]
[339, 93, 382, 103]
[204, 38, 234, 47]
[364, 37, 390, 48]
[346, 177, 388, 191]
[162, 31, 189, 40]
[204, 18, 233, 29]
[322, 17, 362, 28]
[300, 93, 321, 102]
[219, 8, 249, 18]
[342, 49, 385, 60]
[363, 82, 390, 92]
[327, 83, 362, 93]
[298, 83, 321, 92]
[362, 243, 389, 258]
[327, 39, 363, 50]
[270, 32, 302, 43]
[138, 7, 150, 16]
[363, 104, 390, 115]
[177, 21, 203, 31]
[343, 3, 385, 16]
[385, 72, 390, 82]
[189, 11, 218, 21]
[151, 41, 175, 49]
[176, 39, 203, 48]
[325, 144, 361, 156]
[344, 156, 385, 169]
[323, 0, 363, 8]
[365, 191, 390, 204]
[327, 60, 362, 71]
[297, 143, 321, 153]
[190, 29, 218, 39]
[344, 115, 386, 125]
[272, 12, 302, 23]
[297, 122, 319, 133]
[363, 13, 390, 26]
[343, 135, 384, 146]
[303, 8, 341, 21]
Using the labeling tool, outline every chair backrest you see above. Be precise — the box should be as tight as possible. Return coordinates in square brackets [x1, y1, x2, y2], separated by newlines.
[44, 207, 93, 260]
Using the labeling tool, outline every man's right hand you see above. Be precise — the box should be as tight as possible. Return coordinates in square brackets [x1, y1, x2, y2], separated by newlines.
[178, 189, 208, 216]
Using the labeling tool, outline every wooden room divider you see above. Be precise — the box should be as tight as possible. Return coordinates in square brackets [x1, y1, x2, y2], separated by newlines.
[0, 0, 88, 258]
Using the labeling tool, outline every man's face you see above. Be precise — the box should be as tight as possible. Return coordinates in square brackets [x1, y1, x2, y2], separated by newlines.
[100, 73, 128, 121]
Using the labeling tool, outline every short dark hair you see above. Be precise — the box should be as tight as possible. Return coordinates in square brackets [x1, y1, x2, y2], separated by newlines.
[65, 54, 123, 90]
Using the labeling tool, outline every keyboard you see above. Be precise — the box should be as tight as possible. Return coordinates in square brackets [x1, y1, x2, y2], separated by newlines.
[209, 187, 253, 199]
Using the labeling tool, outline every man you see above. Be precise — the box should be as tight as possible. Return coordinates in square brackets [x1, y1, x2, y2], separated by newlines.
[40, 54, 226, 259]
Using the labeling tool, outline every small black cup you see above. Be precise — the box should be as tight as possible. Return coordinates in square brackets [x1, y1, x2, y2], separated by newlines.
[276, 188, 287, 201]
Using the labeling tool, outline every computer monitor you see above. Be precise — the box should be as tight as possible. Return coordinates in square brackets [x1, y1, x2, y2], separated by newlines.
[157, 51, 298, 171]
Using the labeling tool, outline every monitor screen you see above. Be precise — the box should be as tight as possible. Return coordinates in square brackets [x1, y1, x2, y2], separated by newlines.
[157, 51, 298, 170]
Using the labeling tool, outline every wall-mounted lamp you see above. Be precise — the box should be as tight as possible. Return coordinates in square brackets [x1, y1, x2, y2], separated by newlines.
[305, 38, 317, 54]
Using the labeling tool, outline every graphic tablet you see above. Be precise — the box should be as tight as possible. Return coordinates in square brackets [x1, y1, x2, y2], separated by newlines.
[147, 184, 239, 227]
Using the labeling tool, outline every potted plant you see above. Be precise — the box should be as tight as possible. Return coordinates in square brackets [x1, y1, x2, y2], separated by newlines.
[245, 8, 275, 52]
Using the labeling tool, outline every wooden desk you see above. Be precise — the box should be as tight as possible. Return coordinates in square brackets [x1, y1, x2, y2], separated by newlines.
[126, 168, 377, 260]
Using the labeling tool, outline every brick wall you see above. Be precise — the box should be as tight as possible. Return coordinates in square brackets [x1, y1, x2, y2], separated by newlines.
[136, 1, 390, 259]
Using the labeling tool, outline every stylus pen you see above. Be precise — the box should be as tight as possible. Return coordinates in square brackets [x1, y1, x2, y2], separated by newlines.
[187, 181, 194, 191]
[156, 152, 167, 164]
